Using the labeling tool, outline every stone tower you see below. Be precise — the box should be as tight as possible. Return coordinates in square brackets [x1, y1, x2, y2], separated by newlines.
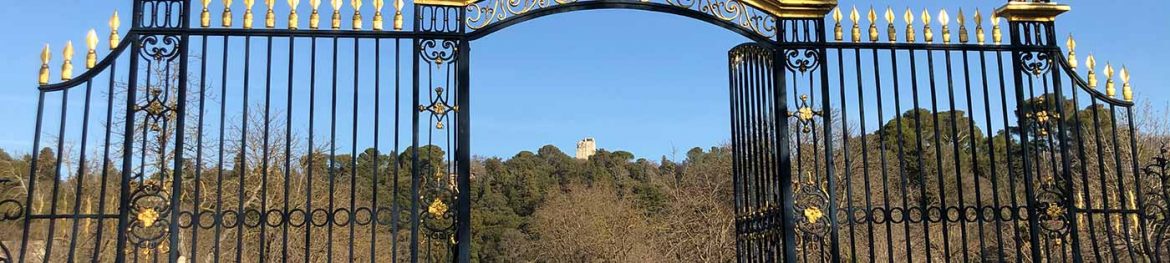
[575, 137, 597, 160]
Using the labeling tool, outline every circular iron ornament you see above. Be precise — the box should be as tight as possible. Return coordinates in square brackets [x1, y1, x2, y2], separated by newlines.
[197, 211, 217, 229]
[0, 199, 23, 221]
[242, 208, 263, 228]
[907, 207, 924, 224]
[310, 208, 331, 227]
[375, 206, 394, 225]
[287, 208, 308, 227]
[126, 181, 172, 250]
[353, 207, 374, 226]
[221, 210, 240, 228]
[333, 208, 351, 227]
[264, 209, 285, 227]
[785, 49, 820, 73]
[177, 211, 194, 228]
[1019, 51, 1052, 76]
[140, 35, 182, 62]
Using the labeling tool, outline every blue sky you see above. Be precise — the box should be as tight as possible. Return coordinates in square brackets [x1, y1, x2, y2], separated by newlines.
[1, 0, 1167, 160]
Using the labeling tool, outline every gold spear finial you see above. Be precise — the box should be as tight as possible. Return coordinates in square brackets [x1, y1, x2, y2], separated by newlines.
[332, 0, 343, 29]
[1066, 34, 1077, 69]
[832, 7, 842, 41]
[86, 29, 98, 69]
[351, 0, 363, 30]
[62, 41, 74, 81]
[885, 7, 896, 43]
[202, 0, 212, 28]
[310, 0, 321, 29]
[266, 0, 276, 28]
[974, 10, 984, 44]
[867, 7, 878, 42]
[904, 8, 915, 42]
[39, 44, 50, 85]
[1086, 54, 1097, 88]
[393, 0, 403, 30]
[939, 9, 950, 44]
[243, 0, 254, 29]
[1105, 62, 1116, 97]
[991, 14, 1002, 44]
[849, 6, 860, 43]
[372, 0, 384, 31]
[1121, 66, 1132, 101]
[110, 11, 121, 50]
[957, 9, 968, 43]
[223, 0, 234, 27]
[289, 0, 300, 29]
[922, 9, 933, 43]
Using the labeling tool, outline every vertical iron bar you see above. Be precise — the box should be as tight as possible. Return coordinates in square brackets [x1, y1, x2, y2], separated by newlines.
[66, 80, 94, 263]
[456, 36, 472, 263]
[114, 34, 143, 263]
[17, 91, 47, 263]
[91, 59, 119, 263]
[773, 46, 797, 263]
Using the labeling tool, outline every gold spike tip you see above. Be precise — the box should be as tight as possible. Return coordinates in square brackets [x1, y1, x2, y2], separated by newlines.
[393, 0, 403, 31]
[1105, 62, 1116, 96]
[884, 7, 894, 24]
[1066, 34, 1076, 51]
[39, 44, 51, 85]
[86, 30, 99, 69]
[1120, 66, 1130, 84]
[832, 7, 841, 23]
[957, 9, 965, 26]
[939, 9, 949, 26]
[86, 29, 99, 52]
[266, 0, 275, 8]
[61, 41, 74, 81]
[352, 0, 362, 10]
[991, 14, 1000, 26]
[903, 8, 913, 24]
[849, 6, 859, 23]
[1122, 67, 1133, 102]
[921, 9, 931, 26]
[373, 0, 383, 10]
[974, 10, 982, 25]
[109, 11, 121, 31]
[311, 0, 320, 8]
[866, 7, 876, 23]
[332, 0, 342, 10]
[394, 0, 402, 10]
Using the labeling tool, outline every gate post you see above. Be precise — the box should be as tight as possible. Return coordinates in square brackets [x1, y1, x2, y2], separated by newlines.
[412, 0, 470, 261]
[769, 1, 836, 262]
[996, 1, 1074, 262]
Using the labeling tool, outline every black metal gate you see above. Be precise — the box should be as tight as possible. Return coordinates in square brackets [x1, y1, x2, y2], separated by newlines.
[3, 0, 1167, 262]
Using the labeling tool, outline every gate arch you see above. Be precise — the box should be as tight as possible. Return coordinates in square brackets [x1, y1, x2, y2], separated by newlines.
[7, 0, 1167, 262]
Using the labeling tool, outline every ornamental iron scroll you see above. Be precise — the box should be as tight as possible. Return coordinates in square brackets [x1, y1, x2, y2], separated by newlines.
[465, 0, 777, 39]
[126, 180, 172, 256]
[0, 178, 20, 263]
[1142, 146, 1170, 258]
[784, 49, 820, 74]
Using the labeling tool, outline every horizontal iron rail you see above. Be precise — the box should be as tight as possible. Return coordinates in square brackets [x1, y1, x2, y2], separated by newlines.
[134, 28, 465, 39]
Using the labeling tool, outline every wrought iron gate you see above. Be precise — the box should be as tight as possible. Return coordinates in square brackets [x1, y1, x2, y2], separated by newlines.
[3, 0, 1166, 262]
